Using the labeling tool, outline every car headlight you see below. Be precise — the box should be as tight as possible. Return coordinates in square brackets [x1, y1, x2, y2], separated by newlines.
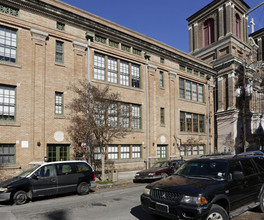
[0, 188, 8, 192]
[148, 173, 155, 176]
[181, 195, 207, 205]
[135, 173, 140, 176]
[143, 188, 150, 196]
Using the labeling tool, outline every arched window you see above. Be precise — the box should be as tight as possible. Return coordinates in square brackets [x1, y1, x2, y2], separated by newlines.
[235, 14, 241, 38]
[203, 18, 215, 47]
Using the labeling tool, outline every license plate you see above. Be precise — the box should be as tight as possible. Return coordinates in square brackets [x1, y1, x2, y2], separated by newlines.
[156, 202, 169, 213]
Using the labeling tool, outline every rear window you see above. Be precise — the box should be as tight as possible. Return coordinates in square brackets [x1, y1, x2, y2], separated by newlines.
[76, 162, 92, 173]
[56, 163, 75, 175]
[240, 159, 257, 176]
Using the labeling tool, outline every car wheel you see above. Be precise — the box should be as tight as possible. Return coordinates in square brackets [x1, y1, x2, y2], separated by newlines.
[13, 190, 28, 205]
[77, 182, 90, 195]
[161, 173, 168, 178]
[259, 190, 264, 212]
[205, 204, 228, 220]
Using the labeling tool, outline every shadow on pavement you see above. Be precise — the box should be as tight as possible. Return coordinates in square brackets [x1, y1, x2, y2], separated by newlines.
[130, 205, 167, 220]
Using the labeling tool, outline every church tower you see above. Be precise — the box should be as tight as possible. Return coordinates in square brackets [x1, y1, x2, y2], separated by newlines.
[187, 0, 263, 153]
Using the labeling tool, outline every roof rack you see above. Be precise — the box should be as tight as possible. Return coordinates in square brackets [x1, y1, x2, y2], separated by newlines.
[200, 152, 233, 158]
[234, 151, 264, 157]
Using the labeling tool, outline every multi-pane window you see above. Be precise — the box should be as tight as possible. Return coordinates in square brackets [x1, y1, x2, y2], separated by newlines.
[131, 64, 140, 88]
[94, 146, 101, 160]
[180, 111, 205, 133]
[108, 103, 118, 127]
[198, 85, 204, 102]
[160, 71, 164, 87]
[121, 145, 130, 159]
[109, 40, 118, 48]
[0, 26, 17, 63]
[180, 112, 185, 132]
[94, 53, 105, 81]
[120, 103, 130, 128]
[199, 145, 205, 155]
[108, 145, 118, 160]
[0, 144, 15, 164]
[186, 113, 192, 132]
[133, 48, 141, 56]
[204, 18, 215, 46]
[94, 101, 106, 126]
[160, 108, 165, 125]
[132, 145, 141, 158]
[179, 78, 204, 103]
[121, 44, 130, 52]
[179, 78, 185, 99]
[187, 145, 192, 156]
[120, 61, 129, 86]
[107, 57, 118, 83]
[180, 146, 185, 156]
[95, 35, 106, 44]
[193, 114, 198, 132]
[193, 145, 198, 155]
[192, 83, 197, 101]
[185, 80, 191, 100]
[132, 104, 141, 129]
[180, 144, 205, 156]
[55, 92, 63, 115]
[55, 41, 64, 63]
[0, 85, 15, 121]
[199, 115, 205, 133]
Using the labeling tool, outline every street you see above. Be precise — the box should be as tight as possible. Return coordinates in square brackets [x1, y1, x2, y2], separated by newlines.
[0, 183, 264, 220]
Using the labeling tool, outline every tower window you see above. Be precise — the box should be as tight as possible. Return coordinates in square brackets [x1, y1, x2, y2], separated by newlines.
[235, 14, 241, 38]
[203, 18, 215, 46]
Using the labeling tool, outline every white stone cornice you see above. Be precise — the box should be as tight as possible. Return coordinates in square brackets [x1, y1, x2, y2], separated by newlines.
[194, 22, 198, 27]
[218, 6, 223, 11]
[30, 28, 49, 43]
[218, 77, 223, 81]
[169, 71, 177, 80]
[148, 64, 157, 69]
[228, 72, 236, 78]
[226, 2, 232, 7]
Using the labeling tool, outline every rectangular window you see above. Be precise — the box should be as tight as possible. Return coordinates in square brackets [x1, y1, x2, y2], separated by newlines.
[194, 70, 199, 76]
[160, 71, 164, 87]
[121, 145, 130, 159]
[108, 103, 118, 127]
[199, 115, 205, 133]
[0, 26, 17, 63]
[0, 144, 15, 164]
[121, 44, 130, 52]
[131, 64, 140, 88]
[160, 108, 165, 125]
[187, 145, 192, 156]
[179, 78, 185, 99]
[180, 146, 185, 156]
[180, 65, 185, 71]
[109, 40, 118, 48]
[55, 41, 64, 63]
[95, 35, 106, 44]
[107, 57, 118, 83]
[55, 92, 63, 115]
[108, 145, 118, 160]
[94, 146, 101, 160]
[192, 82, 197, 101]
[94, 101, 106, 126]
[0, 85, 15, 121]
[186, 80, 191, 100]
[160, 57, 165, 64]
[193, 114, 198, 132]
[120, 103, 130, 128]
[132, 104, 141, 129]
[120, 61, 129, 86]
[132, 145, 141, 158]
[193, 145, 198, 155]
[94, 53, 105, 81]
[199, 145, 205, 155]
[186, 113, 192, 132]
[180, 112, 185, 132]
[198, 85, 204, 102]
[133, 48, 141, 56]
[187, 68, 192, 74]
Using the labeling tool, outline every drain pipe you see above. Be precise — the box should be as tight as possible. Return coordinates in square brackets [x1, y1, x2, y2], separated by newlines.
[145, 52, 151, 169]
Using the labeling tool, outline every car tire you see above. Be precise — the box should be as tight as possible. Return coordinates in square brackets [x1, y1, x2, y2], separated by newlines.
[259, 190, 264, 212]
[13, 190, 28, 205]
[205, 204, 228, 220]
[77, 182, 90, 195]
[161, 173, 168, 178]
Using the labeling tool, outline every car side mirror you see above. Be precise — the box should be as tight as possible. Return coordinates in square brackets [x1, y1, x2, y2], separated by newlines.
[32, 174, 38, 180]
[232, 171, 244, 181]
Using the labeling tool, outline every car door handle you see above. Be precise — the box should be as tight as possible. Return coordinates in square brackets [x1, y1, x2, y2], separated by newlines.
[50, 178, 57, 183]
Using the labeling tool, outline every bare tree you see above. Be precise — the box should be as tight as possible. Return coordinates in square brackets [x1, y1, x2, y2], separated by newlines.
[67, 80, 130, 180]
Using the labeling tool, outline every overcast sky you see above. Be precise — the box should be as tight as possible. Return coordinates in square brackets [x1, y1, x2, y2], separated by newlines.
[60, 0, 264, 53]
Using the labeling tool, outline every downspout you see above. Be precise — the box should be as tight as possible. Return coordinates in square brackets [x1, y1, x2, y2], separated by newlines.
[206, 83, 210, 154]
[145, 52, 151, 169]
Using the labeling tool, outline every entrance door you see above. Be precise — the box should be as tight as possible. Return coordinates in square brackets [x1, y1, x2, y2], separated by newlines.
[47, 145, 70, 162]
[157, 145, 167, 161]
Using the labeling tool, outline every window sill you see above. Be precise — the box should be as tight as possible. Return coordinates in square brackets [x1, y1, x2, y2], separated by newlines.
[0, 164, 21, 169]
[54, 115, 65, 119]
[0, 121, 21, 127]
[55, 62, 65, 67]
[0, 61, 21, 69]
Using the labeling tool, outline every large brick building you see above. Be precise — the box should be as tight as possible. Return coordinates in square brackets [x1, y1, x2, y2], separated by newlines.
[0, 0, 263, 179]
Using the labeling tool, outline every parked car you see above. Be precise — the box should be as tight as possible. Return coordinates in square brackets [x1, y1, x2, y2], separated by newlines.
[134, 160, 184, 183]
[141, 154, 264, 220]
[0, 160, 96, 205]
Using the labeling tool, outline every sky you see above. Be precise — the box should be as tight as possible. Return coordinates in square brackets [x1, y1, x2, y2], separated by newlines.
[59, 0, 264, 53]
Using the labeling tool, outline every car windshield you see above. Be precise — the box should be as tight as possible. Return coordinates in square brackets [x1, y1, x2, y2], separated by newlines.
[17, 165, 41, 177]
[152, 161, 169, 168]
[175, 160, 228, 180]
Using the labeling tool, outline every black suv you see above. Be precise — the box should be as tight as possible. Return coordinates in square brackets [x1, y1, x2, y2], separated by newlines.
[141, 154, 264, 220]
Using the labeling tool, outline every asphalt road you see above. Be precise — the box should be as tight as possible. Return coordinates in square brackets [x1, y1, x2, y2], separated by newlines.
[0, 183, 264, 220]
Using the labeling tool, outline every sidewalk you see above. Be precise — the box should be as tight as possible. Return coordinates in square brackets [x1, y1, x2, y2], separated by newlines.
[95, 170, 140, 189]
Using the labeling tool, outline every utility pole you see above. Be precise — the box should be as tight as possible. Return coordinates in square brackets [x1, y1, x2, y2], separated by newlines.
[242, 63, 246, 152]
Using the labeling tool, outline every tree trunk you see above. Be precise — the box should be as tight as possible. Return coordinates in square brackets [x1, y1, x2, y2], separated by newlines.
[101, 153, 105, 181]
